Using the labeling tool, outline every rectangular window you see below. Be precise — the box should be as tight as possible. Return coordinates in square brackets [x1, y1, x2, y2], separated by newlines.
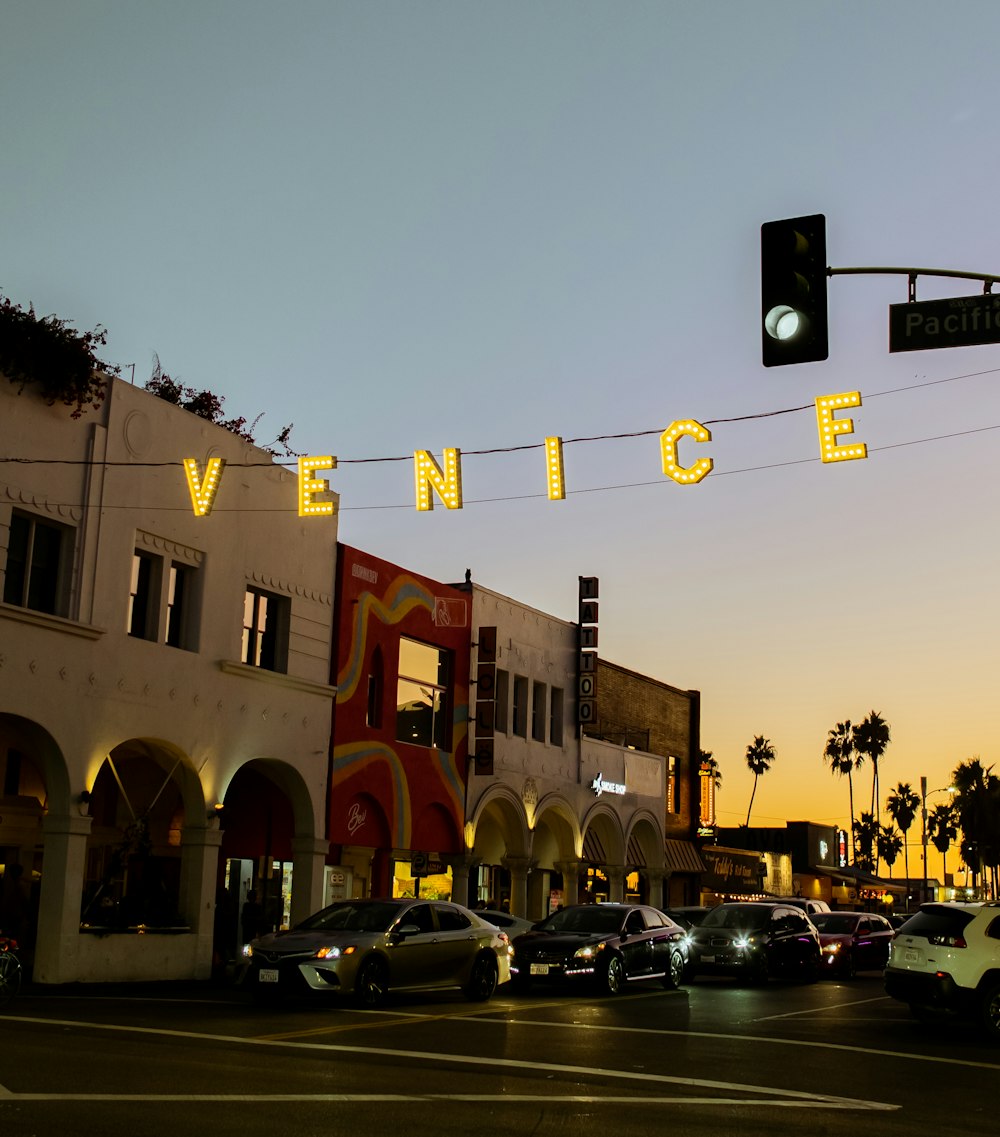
[494, 669, 509, 734]
[549, 687, 564, 746]
[512, 676, 528, 738]
[531, 682, 546, 742]
[127, 551, 157, 639]
[243, 587, 289, 672]
[395, 637, 450, 749]
[3, 511, 71, 615]
[165, 562, 197, 649]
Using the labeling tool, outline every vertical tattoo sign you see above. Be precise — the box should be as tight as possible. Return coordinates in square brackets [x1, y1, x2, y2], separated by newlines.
[474, 626, 497, 775]
[578, 577, 598, 730]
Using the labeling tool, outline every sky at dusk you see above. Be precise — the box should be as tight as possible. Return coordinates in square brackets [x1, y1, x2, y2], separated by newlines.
[4, 2, 998, 882]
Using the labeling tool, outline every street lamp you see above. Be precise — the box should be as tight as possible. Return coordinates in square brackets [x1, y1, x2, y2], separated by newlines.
[920, 777, 956, 905]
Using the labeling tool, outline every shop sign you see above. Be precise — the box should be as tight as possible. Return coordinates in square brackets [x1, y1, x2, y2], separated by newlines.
[591, 772, 626, 797]
[701, 847, 765, 894]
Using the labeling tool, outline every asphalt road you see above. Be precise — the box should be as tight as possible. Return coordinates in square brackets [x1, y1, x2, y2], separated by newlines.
[1, 970, 997, 1137]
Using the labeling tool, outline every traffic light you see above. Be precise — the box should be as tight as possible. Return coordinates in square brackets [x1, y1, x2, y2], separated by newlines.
[760, 213, 828, 367]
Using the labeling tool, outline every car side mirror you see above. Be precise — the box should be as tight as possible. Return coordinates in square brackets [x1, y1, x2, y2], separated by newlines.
[394, 923, 421, 938]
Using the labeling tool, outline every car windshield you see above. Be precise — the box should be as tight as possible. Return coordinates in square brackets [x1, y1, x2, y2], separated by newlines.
[296, 901, 403, 933]
[700, 905, 769, 932]
[537, 906, 626, 934]
[811, 914, 859, 933]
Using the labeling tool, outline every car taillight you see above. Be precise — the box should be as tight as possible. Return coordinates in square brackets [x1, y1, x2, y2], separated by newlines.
[929, 933, 966, 948]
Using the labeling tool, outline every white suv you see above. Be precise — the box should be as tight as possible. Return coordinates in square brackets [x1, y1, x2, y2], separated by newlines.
[885, 901, 1000, 1041]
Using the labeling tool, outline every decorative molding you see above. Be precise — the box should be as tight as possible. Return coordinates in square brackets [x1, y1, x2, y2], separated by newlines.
[135, 529, 204, 566]
[245, 568, 332, 605]
[218, 659, 337, 699]
[1, 485, 82, 523]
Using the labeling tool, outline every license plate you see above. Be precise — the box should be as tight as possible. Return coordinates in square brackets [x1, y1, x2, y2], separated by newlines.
[258, 968, 279, 983]
[530, 963, 550, 975]
[701, 955, 715, 964]
[904, 949, 918, 964]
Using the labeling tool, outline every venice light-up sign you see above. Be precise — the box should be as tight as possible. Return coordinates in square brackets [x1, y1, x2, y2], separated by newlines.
[181, 390, 867, 518]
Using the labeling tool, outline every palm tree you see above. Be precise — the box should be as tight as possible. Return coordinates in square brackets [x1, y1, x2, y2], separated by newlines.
[823, 720, 861, 863]
[744, 735, 775, 828]
[852, 811, 878, 873]
[951, 757, 1000, 897]
[886, 782, 920, 900]
[877, 824, 903, 878]
[928, 802, 958, 883]
[853, 711, 891, 824]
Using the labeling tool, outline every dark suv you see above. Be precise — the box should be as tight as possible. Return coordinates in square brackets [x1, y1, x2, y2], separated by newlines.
[884, 901, 1000, 1040]
[688, 901, 821, 983]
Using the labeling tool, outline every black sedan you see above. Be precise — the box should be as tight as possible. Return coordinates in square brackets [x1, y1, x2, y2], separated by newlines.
[688, 902, 821, 984]
[510, 903, 688, 994]
[811, 911, 895, 977]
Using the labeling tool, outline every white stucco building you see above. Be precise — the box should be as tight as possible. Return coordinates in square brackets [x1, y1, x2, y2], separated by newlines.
[0, 374, 337, 983]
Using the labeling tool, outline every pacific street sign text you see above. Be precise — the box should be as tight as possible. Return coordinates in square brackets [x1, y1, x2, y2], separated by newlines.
[890, 292, 1000, 352]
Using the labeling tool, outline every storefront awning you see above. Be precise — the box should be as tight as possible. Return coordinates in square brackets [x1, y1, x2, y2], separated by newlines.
[582, 829, 607, 865]
[626, 833, 647, 869]
[664, 839, 706, 874]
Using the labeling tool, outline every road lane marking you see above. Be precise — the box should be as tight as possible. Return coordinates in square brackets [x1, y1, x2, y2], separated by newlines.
[1, 1015, 894, 1111]
[754, 995, 890, 1021]
[0, 1092, 892, 1108]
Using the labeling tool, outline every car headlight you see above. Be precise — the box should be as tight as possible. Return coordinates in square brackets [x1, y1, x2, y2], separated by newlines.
[243, 943, 253, 959]
[314, 945, 356, 960]
[573, 942, 606, 960]
[733, 936, 756, 950]
[822, 942, 841, 954]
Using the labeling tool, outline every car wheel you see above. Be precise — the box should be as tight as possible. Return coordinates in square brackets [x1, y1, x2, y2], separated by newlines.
[464, 953, 499, 1002]
[662, 949, 685, 990]
[604, 955, 625, 995]
[979, 982, 1000, 1042]
[356, 957, 388, 1008]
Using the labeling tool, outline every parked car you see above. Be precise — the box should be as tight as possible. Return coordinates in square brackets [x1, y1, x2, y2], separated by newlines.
[688, 902, 821, 983]
[246, 898, 511, 1006]
[811, 911, 895, 977]
[510, 903, 688, 994]
[478, 909, 536, 940]
[765, 897, 831, 916]
[884, 901, 1000, 1040]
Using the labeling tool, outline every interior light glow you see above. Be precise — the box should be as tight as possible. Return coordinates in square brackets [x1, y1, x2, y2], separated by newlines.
[545, 435, 565, 500]
[183, 457, 226, 516]
[413, 448, 463, 511]
[298, 455, 337, 517]
[660, 420, 713, 485]
[815, 391, 868, 464]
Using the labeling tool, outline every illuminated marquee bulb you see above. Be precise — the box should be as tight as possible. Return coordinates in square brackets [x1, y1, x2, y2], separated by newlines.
[544, 436, 565, 501]
[815, 391, 868, 464]
[298, 455, 337, 517]
[183, 457, 226, 516]
[413, 448, 463, 511]
[660, 420, 713, 485]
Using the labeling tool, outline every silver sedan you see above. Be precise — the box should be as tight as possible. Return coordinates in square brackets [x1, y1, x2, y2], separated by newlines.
[246, 898, 511, 1006]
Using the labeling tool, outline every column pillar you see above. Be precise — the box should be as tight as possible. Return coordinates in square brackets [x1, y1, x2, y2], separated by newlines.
[504, 856, 531, 917]
[606, 864, 626, 903]
[290, 836, 330, 926]
[179, 825, 224, 980]
[446, 853, 478, 908]
[33, 812, 92, 985]
[555, 860, 580, 907]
